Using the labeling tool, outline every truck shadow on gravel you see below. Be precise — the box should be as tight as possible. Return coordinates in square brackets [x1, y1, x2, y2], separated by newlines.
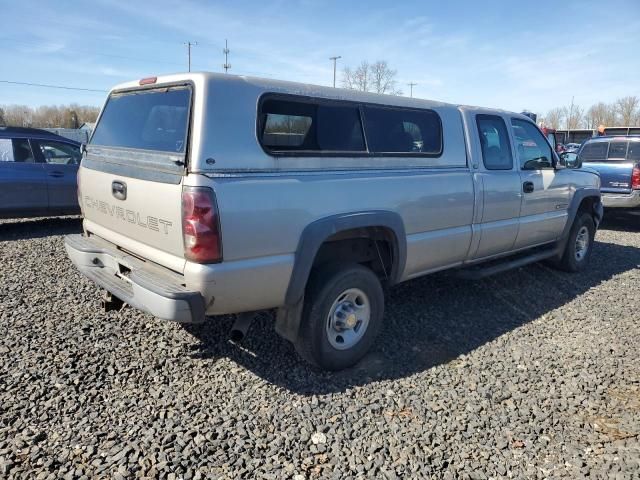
[599, 210, 640, 232]
[184, 237, 640, 395]
[0, 216, 82, 241]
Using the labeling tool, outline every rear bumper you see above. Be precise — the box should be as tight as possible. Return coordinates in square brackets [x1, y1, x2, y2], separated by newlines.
[65, 234, 205, 323]
[602, 190, 640, 209]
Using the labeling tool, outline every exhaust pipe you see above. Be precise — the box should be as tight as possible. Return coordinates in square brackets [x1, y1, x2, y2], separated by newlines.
[102, 291, 124, 313]
[229, 312, 255, 343]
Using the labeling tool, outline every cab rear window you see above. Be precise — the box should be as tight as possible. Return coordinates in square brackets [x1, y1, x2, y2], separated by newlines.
[91, 86, 191, 153]
[607, 141, 628, 159]
[580, 142, 609, 162]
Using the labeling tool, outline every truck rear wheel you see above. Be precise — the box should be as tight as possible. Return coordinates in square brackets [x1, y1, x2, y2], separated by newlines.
[295, 263, 384, 371]
[554, 212, 596, 272]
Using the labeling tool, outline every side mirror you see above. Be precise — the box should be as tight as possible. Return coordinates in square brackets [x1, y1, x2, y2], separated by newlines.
[560, 152, 581, 169]
[553, 152, 565, 170]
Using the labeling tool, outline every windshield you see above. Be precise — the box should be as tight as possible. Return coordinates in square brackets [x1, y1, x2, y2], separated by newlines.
[91, 86, 191, 153]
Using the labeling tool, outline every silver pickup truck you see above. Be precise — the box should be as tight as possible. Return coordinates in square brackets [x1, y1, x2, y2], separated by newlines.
[65, 73, 603, 370]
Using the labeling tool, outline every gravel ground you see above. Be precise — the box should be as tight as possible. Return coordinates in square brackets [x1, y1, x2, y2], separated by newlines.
[1, 214, 639, 479]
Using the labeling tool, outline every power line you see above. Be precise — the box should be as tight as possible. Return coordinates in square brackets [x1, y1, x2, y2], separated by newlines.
[223, 39, 231, 73]
[0, 80, 108, 93]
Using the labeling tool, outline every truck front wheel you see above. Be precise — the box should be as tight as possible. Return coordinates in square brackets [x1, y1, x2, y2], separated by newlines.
[554, 212, 596, 272]
[295, 263, 384, 371]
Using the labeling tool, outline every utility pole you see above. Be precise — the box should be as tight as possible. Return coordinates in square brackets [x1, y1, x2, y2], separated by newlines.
[329, 56, 341, 87]
[184, 41, 198, 72]
[223, 39, 231, 73]
[567, 96, 575, 130]
[407, 82, 417, 98]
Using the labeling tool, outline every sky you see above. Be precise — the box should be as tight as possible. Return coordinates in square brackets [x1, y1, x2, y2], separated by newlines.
[1, 0, 639, 116]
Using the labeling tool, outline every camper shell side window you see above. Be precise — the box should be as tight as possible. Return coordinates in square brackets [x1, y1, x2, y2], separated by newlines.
[257, 94, 443, 158]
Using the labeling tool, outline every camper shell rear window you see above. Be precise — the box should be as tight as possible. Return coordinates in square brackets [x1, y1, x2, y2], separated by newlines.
[91, 85, 191, 153]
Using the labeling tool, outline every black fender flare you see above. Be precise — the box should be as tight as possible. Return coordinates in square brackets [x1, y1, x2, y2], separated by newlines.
[284, 210, 407, 306]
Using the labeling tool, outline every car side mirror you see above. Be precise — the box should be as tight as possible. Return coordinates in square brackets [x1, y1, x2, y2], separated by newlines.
[553, 152, 565, 170]
[560, 152, 581, 169]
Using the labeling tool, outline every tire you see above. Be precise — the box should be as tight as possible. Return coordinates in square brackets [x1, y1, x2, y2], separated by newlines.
[554, 212, 596, 272]
[295, 263, 384, 371]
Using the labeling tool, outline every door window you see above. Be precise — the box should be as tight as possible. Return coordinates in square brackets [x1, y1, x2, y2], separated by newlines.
[11, 139, 36, 163]
[476, 114, 513, 170]
[511, 119, 553, 170]
[35, 140, 81, 165]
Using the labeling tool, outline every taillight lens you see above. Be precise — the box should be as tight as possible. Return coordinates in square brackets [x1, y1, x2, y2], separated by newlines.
[182, 186, 222, 263]
[632, 166, 640, 190]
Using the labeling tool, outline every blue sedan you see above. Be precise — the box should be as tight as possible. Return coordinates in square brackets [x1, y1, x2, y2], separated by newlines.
[0, 127, 82, 218]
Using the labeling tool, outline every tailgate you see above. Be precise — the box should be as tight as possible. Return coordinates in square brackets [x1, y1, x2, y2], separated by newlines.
[80, 83, 192, 273]
[585, 161, 634, 194]
[80, 165, 185, 261]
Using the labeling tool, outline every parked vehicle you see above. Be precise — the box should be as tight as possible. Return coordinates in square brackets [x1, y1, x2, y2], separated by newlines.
[564, 136, 640, 209]
[0, 127, 82, 219]
[539, 126, 564, 153]
[564, 142, 582, 153]
[65, 73, 603, 370]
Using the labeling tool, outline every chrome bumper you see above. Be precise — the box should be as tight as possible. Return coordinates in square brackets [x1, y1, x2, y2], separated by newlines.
[64, 234, 205, 323]
[602, 190, 640, 209]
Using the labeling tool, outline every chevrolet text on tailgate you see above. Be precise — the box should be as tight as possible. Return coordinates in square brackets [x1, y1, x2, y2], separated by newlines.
[65, 72, 603, 371]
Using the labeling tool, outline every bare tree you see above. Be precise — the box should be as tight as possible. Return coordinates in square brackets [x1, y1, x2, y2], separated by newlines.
[616, 96, 640, 126]
[586, 102, 615, 129]
[342, 60, 402, 95]
[562, 100, 584, 130]
[0, 107, 5, 127]
[370, 61, 402, 95]
[543, 108, 564, 129]
[0, 104, 100, 128]
[342, 61, 370, 92]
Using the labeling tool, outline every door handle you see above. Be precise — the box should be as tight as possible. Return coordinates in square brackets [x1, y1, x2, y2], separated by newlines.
[48, 171, 64, 178]
[523, 181, 534, 193]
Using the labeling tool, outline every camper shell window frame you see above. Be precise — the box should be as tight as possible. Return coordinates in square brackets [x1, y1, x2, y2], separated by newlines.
[256, 93, 443, 159]
[90, 81, 195, 162]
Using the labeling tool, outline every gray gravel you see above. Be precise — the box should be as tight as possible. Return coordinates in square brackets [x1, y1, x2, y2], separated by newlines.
[1, 214, 639, 479]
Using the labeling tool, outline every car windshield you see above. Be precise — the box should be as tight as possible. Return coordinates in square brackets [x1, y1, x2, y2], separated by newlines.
[91, 86, 191, 153]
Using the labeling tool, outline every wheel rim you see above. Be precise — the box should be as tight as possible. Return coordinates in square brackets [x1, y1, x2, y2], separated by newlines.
[325, 288, 371, 350]
[574, 225, 590, 261]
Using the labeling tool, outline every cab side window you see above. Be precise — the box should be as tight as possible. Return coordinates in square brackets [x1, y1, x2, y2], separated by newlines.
[476, 114, 513, 170]
[511, 119, 553, 170]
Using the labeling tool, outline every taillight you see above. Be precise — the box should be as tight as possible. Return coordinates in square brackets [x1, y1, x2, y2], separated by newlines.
[139, 76, 157, 85]
[182, 186, 222, 263]
[632, 165, 640, 190]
